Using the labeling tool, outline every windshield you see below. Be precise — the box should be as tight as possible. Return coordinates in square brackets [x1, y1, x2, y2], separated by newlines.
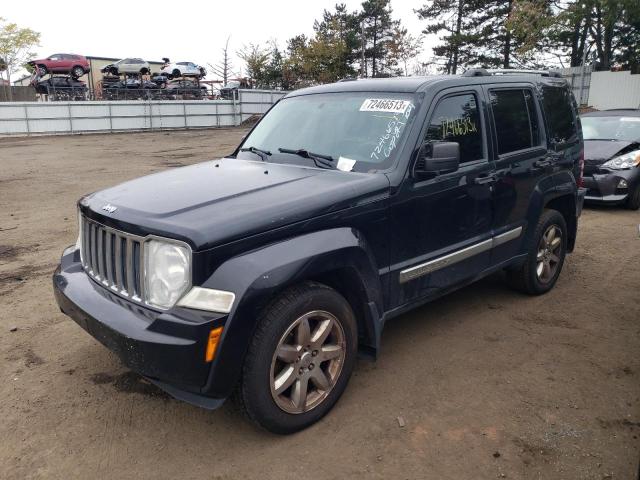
[237, 92, 420, 172]
[581, 116, 640, 142]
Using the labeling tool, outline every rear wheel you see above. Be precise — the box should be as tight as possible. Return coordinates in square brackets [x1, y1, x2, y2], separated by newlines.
[37, 64, 48, 76]
[71, 66, 85, 78]
[172, 69, 181, 78]
[507, 209, 567, 295]
[625, 184, 640, 210]
[237, 282, 357, 434]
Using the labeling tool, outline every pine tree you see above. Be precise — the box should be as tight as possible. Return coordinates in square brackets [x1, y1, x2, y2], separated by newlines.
[361, 0, 398, 77]
[416, 0, 483, 73]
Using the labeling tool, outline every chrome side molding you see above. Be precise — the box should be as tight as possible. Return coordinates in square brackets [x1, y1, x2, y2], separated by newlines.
[399, 226, 523, 284]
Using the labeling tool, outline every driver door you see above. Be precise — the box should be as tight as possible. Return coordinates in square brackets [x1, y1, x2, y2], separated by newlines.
[388, 87, 496, 307]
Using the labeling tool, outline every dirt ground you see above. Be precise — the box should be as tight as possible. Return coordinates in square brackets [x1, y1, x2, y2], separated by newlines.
[1, 129, 639, 480]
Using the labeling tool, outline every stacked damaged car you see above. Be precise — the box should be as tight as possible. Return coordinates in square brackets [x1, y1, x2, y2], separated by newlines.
[99, 57, 208, 100]
[28, 53, 90, 100]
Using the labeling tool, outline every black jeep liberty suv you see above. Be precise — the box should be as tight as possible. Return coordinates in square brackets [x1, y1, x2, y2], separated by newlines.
[54, 69, 586, 433]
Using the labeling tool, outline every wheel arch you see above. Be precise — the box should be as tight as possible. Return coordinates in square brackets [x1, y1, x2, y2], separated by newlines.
[524, 173, 578, 254]
[200, 227, 384, 398]
[544, 194, 577, 252]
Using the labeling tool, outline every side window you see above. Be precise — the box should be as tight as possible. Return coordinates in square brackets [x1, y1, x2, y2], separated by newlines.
[425, 93, 483, 164]
[542, 86, 578, 144]
[490, 89, 540, 155]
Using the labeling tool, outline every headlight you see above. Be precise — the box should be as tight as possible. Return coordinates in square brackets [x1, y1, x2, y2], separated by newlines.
[144, 239, 191, 309]
[602, 150, 640, 170]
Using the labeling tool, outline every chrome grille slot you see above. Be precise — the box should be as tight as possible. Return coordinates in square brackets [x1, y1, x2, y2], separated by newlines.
[80, 215, 144, 302]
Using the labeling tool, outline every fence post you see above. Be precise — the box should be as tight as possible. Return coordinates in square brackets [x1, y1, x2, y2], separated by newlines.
[23, 104, 31, 135]
[183, 101, 188, 129]
[233, 90, 238, 126]
[68, 102, 74, 134]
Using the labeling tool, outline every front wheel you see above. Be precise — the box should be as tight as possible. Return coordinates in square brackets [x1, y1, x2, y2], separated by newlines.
[507, 209, 567, 295]
[237, 282, 357, 434]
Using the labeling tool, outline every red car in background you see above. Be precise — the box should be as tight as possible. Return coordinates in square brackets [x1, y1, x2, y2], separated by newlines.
[28, 54, 90, 78]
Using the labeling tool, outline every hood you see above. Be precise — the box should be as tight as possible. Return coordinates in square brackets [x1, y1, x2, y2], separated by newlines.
[81, 158, 390, 251]
[583, 140, 639, 174]
[584, 139, 638, 163]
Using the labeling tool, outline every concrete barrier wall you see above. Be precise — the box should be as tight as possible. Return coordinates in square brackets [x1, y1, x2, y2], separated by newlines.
[0, 89, 287, 136]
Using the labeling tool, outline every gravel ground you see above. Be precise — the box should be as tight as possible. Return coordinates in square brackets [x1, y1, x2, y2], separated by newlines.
[1, 129, 639, 480]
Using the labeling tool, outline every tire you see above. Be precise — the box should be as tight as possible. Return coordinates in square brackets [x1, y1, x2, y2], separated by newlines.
[140, 67, 149, 75]
[237, 281, 357, 434]
[172, 69, 181, 78]
[507, 209, 567, 295]
[109, 67, 119, 76]
[37, 64, 48, 76]
[625, 184, 640, 210]
[71, 66, 84, 78]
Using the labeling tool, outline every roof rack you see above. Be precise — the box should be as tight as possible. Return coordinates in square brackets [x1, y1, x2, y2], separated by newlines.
[462, 68, 562, 78]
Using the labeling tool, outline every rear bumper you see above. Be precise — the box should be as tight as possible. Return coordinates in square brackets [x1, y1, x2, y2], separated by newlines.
[583, 169, 639, 205]
[53, 246, 227, 409]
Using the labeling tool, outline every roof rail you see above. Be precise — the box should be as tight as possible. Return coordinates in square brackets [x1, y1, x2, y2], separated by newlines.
[337, 77, 358, 82]
[462, 68, 562, 78]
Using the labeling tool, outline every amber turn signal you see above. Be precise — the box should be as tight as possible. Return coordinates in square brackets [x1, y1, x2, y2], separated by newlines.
[205, 327, 224, 362]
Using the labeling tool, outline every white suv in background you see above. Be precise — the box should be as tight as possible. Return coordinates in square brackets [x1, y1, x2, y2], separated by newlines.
[101, 58, 151, 76]
[161, 61, 206, 79]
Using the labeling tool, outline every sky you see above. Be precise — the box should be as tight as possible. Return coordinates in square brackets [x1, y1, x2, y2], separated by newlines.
[3, 0, 437, 81]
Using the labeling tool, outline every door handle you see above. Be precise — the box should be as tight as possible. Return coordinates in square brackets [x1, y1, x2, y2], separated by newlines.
[534, 159, 553, 168]
[474, 173, 498, 185]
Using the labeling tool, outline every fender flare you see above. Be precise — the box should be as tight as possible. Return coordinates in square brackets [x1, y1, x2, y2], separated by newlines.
[200, 227, 384, 398]
[523, 172, 578, 251]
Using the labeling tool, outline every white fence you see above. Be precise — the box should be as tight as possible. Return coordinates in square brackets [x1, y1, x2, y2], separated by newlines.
[588, 71, 640, 110]
[0, 89, 287, 136]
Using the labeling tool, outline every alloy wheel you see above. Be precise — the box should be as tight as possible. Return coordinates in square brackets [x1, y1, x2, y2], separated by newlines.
[269, 310, 346, 414]
[536, 224, 562, 283]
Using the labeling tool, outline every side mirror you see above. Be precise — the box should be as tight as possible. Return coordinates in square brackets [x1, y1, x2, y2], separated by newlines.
[414, 141, 460, 176]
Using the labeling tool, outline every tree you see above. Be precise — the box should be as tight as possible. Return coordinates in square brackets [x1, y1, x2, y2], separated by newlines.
[361, 0, 398, 77]
[263, 40, 285, 89]
[209, 36, 233, 85]
[313, 4, 360, 80]
[508, 0, 640, 70]
[388, 26, 423, 76]
[0, 18, 40, 100]
[416, 0, 483, 73]
[238, 43, 271, 87]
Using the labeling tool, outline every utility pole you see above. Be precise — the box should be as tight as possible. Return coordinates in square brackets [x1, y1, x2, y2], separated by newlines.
[361, 20, 366, 78]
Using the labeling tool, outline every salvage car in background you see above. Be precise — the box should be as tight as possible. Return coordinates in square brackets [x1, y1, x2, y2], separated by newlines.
[161, 61, 206, 79]
[581, 109, 640, 209]
[101, 58, 150, 76]
[33, 76, 88, 100]
[165, 79, 207, 99]
[29, 53, 90, 78]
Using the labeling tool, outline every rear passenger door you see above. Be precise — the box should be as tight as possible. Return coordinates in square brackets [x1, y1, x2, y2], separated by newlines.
[484, 85, 549, 265]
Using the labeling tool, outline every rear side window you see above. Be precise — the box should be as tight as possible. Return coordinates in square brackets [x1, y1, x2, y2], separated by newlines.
[425, 93, 483, 164]
[542, 86, 578, 144]
[490, 89, 540, 155]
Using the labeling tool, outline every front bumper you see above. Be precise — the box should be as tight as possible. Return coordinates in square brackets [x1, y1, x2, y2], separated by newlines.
[53, 246, 227, 409]
[583, 169, 639, 205]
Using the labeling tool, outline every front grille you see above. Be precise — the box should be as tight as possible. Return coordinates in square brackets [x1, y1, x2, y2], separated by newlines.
[80, 215, 144, 302]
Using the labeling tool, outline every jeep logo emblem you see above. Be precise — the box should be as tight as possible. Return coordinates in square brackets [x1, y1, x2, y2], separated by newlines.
[102, 204, 117, 213]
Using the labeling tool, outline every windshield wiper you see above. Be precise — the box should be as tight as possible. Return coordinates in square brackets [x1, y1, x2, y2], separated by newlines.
[278, 148, 336, 169]
[239, 146, 272, 162]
